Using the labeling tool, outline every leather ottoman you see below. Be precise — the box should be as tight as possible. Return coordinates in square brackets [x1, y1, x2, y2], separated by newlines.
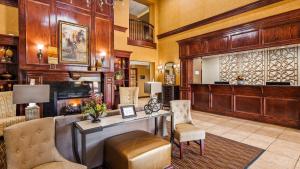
[104, 130, 171, 169]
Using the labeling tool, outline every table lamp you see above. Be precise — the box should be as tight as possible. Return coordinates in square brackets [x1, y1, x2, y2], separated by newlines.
[13, 85, 50, 120]
[144, 81, 162, 98]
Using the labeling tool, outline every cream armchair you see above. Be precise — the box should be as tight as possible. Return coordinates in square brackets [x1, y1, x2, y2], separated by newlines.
[118, 87, 139, 108]
[170, 100, 205, 159]
[0, 91, 25, 137]
[4, 118, 86, 169]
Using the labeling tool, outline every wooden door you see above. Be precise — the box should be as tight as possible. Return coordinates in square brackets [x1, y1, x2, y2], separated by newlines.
[129, 68, 137, 87]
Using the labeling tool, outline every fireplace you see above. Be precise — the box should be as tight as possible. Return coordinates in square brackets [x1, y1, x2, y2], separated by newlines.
[43, 81, 102, 117]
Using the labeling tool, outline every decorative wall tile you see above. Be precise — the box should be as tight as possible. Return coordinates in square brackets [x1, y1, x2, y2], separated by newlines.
[219, 46, 298, 85]
[267, 47, 298, 85]
[240, 51, 265, 85]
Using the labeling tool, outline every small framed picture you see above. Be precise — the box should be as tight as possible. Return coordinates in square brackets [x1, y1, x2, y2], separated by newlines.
[120, 105, 137, 119]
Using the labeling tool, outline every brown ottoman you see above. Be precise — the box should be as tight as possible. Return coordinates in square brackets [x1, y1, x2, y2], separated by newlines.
[104, 130, 171, 169]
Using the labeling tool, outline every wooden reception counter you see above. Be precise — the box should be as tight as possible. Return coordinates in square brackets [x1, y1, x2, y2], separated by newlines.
[191, 84, 300, 128]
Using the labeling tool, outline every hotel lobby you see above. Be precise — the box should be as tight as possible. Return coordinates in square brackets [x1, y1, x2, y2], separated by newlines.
[0, 0, 300, 169]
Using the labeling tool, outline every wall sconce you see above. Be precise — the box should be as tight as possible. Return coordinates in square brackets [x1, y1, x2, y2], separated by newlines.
[173, 63, 180, 73]
[194, 70, 200, 75]
[157, 64, 164, 73]
[37, 44, 44, 64]
[95, 51, 106, 70]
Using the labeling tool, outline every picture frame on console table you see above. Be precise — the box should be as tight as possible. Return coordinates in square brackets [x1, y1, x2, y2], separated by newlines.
[120, 105, 137, 119]
[59, 21, 89, 65]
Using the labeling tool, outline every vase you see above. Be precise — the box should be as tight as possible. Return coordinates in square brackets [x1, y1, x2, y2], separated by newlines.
[89, 111, 105, 123]
[237, 80, 245, 85]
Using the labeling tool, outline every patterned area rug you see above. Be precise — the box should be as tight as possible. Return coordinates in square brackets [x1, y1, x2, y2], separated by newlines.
[171, 133, 264, 169]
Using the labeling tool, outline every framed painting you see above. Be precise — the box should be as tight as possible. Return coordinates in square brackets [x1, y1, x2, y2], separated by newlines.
[59, 21, 89, 64]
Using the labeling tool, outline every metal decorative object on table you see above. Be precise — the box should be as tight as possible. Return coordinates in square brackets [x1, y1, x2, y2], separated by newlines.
[144, 98, 161, 115]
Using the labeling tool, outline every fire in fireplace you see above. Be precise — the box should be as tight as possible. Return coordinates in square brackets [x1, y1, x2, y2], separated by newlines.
[43, 81, 101, 117]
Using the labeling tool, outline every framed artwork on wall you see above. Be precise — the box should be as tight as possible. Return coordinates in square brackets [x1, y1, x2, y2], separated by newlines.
[59, 21, 89, 65]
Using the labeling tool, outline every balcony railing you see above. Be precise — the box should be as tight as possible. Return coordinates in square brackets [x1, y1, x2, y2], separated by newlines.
[128, 19, 156, 48]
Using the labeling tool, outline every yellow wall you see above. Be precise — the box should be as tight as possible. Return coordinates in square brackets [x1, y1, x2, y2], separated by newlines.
[114, 0, 159, 79]
[0, 4, 18, 35]
[157, 0, 300, 84]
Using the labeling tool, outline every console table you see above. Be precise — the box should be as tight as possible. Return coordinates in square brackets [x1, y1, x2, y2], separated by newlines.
[72, 110, 171, 166]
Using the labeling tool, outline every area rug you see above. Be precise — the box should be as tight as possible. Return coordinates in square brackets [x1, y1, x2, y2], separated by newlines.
[171, 133, 264, 169]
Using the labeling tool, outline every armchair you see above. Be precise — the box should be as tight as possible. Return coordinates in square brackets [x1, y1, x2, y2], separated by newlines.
[4, 118, 86, 169]
[0, 91, 25, 137]
[170, 100, 206, 159]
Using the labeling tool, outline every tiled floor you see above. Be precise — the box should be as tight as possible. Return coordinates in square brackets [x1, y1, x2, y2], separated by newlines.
[138, 98, 300, 169]
[191, 111, 300, 169]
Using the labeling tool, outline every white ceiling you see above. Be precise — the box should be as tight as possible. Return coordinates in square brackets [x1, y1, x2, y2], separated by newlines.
[129, 0, 149, 17]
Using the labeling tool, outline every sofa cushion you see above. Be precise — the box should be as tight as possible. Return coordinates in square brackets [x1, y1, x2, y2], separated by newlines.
[33, 161, 87, 169]
[174, 123, 205, 142]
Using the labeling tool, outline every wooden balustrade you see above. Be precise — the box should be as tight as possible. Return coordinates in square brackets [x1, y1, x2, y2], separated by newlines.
[128, 19, 156, 48]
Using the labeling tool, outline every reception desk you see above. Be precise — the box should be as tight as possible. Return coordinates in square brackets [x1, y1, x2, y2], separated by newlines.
[191, 84, 300, 128]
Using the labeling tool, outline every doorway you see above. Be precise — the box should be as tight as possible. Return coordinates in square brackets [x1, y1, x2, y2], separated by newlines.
[130, 61, 154, 98]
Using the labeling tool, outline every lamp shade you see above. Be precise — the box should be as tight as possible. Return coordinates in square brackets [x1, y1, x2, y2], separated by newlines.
[144, 82, 162, 95]
[13, 85, 50, 104]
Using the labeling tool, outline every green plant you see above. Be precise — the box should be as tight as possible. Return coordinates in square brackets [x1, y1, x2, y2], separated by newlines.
[81, 93, 107, 122]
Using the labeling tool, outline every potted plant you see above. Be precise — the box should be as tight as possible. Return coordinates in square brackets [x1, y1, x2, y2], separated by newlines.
[81, 93, 107, 123]
[236, 75, 245, 85]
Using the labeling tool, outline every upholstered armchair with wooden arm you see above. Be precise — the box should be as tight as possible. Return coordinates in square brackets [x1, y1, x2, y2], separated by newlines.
[170, 100, 206, 159]
[4, 118, 86, 169]
[0, 91, 26, 137]
[118, 87, 139, 108]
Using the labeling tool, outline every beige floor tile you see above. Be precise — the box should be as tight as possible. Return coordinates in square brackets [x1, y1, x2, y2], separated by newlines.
[221, 132, 249, 142]
[295, 160, 300, 169]
[278, 129, 300, 144]
[267, 139, 300, 159]
[233, 123, 262, 133]
[206, 125, 234, 136]
[242, 134, 276, 149]
[250, 151, 297, 169]
[255, 126, 285, 138]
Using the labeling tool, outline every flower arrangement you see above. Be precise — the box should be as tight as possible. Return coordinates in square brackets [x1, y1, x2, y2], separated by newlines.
[81, 93, 107, 123]
[236, 75, 245, 81]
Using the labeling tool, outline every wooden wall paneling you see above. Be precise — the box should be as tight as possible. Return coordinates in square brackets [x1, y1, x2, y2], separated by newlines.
[191, 85, 210, 111]
[191, 84, 300, 128]
[95, 0, 113, 18]
[207, 36, 229, 53]
[103, 72, 114, 108]
[178, 9, 300, 58]
[233, 86, 263, 115]
[95, 17, 113, 71]
[189, 39, 207, 56]
[25, 0, 51, 64]
[179, 59, 193, 100]
[262, 21, 300, 46]
[56, 0, 91, 10]
[230, 30, 260, 50]
[210, 85, 233, 113]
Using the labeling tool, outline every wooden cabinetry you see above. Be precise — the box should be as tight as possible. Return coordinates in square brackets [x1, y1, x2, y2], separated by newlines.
[113, 50, 132, 108]
[191, 84, 300, 128]
[0, 34, 19, 91]
[178, 9, 300, 59]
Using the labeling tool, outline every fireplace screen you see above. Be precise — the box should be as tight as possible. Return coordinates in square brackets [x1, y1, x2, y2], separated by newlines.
[43, 81, 101, 117]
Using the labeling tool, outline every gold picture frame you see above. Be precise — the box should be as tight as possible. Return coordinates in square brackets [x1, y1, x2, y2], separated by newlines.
[59, 21, 89, 65]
